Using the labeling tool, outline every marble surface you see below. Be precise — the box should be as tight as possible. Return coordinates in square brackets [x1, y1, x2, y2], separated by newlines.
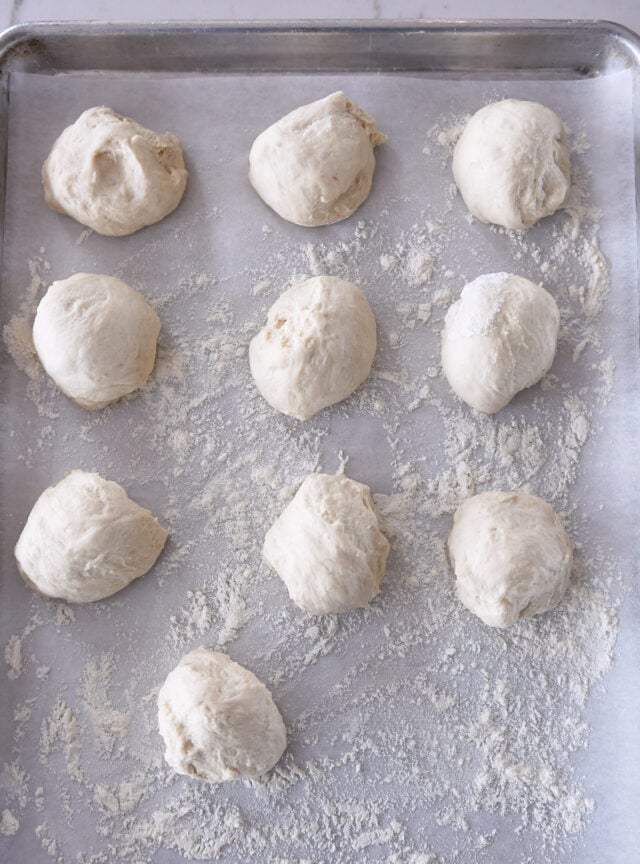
[0, 0, 639, 35]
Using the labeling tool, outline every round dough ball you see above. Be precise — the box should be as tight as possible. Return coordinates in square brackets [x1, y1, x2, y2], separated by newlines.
[157, 647, 286, 783]
[14, 470, 167, 603]
[441, 272, 559, 414]
[263, 473, 390, 615]
[249, 91, 386, 226]
[448, 491, 572, 628]
[33, 272, 161, 410]
[452, 99, 570, 230]
[42, 106, 188, 236]
[249, 275, 377, 420]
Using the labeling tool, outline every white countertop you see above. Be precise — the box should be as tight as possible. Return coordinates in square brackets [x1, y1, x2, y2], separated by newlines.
[0, 0, 639, 34]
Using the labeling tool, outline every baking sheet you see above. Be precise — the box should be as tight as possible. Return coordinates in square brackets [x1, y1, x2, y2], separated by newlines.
[0, 67, 638, 864]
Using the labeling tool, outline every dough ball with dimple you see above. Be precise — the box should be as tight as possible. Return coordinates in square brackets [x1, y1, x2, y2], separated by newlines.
[249, 275, 377, 420]
[157, 647, 287, 783]
[452, 99, 570, 230]
[263, 473, 390, 615]
[249, 91, 386, 226]
[448, 491, 572, 628]
[441, 272, 559, 414]
[42, 106, 188, 236]
[33, 272, 160, 410]
[14, 470, 167, 603]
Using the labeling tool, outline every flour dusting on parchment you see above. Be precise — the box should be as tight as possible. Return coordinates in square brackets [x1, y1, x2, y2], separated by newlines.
[0, 87, 633, 864]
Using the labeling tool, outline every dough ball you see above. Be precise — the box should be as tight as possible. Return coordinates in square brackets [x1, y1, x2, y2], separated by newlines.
[157, 647, 286, 783]
[448, 491, 572, 628]
[263, 473, 390, 615]
[452, 99, 570, 230]
[441, 272, 559, 414]
[42, 106, 188, 236]
[14, 470, 167, 603]
[249, 275, 377, 420]
[249, 91, 386, 226]
[33, 272, 160, 410]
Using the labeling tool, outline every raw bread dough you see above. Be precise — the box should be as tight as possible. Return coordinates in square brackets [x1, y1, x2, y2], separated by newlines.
[263, 473, 390, 615]
[157, 646, 286, 782]
[441, 272, 559, 414]
[14, 470, 167, 603]
[452, 99, 570, 230]
[42, 106, 188, 236]
[447, 491, 572, 628]
[249, 91, 386, 226]
[33, 272, 160, 410]
[249, 275, 377, 420]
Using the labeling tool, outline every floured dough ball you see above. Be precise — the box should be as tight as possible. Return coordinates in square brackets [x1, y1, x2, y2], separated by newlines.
[452, 99, 570, 230]
[42, 106, 188, 236]
[448, 491, 572, 628]
[250, 275, 377, 420]
[157, 647, 286, 782]
[441, 272, 559, 413]
[33, 272, 160, 410]
[14, 470, 167, 603]
[249, 91, 386, 226]
[263, 473, 390, 615]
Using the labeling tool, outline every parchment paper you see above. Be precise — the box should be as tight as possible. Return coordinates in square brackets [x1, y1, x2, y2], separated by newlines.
[0, 69, 638, 864]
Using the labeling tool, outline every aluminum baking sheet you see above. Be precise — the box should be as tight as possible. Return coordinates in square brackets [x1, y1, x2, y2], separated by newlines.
[0, 25, 639, 864]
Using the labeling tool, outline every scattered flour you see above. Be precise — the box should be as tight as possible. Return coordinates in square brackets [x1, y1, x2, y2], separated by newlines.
[4, 612, 43, 680]
[0, 809, 18, 836]
[403, 249, 434, 287]
[81, 653, 130, 755]
[2, 255, 47, 380]
[168, 589, 214, 647]
[39, 698, 83, 782]
[4, 636, 22, 680]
